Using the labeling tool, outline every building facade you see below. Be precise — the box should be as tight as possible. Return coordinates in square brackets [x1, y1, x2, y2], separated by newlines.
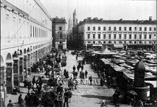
[52, 17, 67, 50]
[0, 0, 52, 105]
[75, 17, 157, 50]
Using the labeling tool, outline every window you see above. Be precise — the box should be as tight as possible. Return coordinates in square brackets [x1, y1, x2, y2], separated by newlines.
[129, 34, 131, 39]
[134, 27, 137, 31]
[93, 27, 95, 30]
[134, 34, 136, 39]
[154, 27, 156, 31]
[88, 27, 90, 30]
[88, 34, 90, 39]
[139, 27, 142, 31]
[119, 34, 121, 39]
[103, 34, 106, 39]
[124, 34, 127, 39]
[59, 27, 62, 30]
[134, 41, 136, 44]
[149, 35, 151, 39]
[114, 27, 116, 31]
[139, 34, 142, 39]
[144, 27, 147, 31]
[30, 26, 32, 37]
[60, 32, 62, 39]
[114, 34, 116, 39]
[129, 27, 132, 31]
[124, 27, 127, 31]
[103, 41, 106, 43]
[33, 26, 34, 37]
[98, 27, 101, 30]
[114, 41, 116, 44]
[98, 34, 101, 39]
[109, 34, 111, 39]
[109, 27, 111, 31]
[104, 27, 106, 30]
[144, 34, 147, 39]
[119, 27, 121, 31]
[93, 41, 95, 44]
[93, 34, 95, 39]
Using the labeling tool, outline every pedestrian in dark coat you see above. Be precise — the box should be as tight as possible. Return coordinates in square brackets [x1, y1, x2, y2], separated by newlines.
[24, 93, 30, 106]
[18, 94, 24, 107]
[85, 70, 88, 78]
[89, 76, 93, 85]
[73, 65, 76, 71]
[7, 100, 13, 107]
[32, 76, 36, 88]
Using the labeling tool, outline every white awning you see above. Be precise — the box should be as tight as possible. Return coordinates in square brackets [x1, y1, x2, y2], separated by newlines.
[114, 44, 124, 48]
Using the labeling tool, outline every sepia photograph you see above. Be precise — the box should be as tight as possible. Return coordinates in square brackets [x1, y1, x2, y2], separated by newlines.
[0, 0, 157, 107]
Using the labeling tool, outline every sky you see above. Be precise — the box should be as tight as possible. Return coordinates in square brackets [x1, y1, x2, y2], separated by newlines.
[40, 0, 156, 22]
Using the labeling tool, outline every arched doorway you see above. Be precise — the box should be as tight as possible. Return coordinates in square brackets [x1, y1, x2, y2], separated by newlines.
[12, 51, 20, 88]
[6, 53, 13, 94]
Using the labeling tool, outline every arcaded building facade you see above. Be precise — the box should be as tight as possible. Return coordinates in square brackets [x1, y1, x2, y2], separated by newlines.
[0, 0, 52, 104]
[77, 17, 157, 50]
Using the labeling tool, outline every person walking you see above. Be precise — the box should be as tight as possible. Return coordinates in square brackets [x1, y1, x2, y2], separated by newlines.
[7, 100, 14, 107]
[64, 90, 69, 107]
[32, 76, 36, 88]
[85, 70, 88, 78]
[89, 76, 93, 85]
[73, 65, 76, 71]
[101, 100, 106, 107]
[24, 93, 30, 106]
[18, 94, 24, 107]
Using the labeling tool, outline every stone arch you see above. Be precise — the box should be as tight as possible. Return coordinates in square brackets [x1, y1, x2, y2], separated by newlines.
[20, 50, 22, 55]
[0, 55, 4, 66]
[6, 53, 12, 62]
[27, 48, 30, 53]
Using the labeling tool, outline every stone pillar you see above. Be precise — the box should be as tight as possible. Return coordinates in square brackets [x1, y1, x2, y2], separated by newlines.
[13, 58, 20, 87]
[0, 66, 5, 106]
[19, 56, 24, 82]
[27, 54, 31, 75]
[6, 62, 13, 93]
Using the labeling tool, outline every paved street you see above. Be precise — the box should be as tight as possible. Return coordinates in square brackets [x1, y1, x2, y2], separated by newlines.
[5, 51, 132, 107]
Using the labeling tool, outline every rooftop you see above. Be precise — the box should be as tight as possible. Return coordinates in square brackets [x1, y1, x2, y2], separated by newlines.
[78, 17, 157, 25]
[52, 17, 67, 23]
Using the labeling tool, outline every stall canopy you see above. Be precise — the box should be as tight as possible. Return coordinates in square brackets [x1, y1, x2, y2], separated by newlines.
[114, 44, 124, 48]
[93, 48, 117, 55]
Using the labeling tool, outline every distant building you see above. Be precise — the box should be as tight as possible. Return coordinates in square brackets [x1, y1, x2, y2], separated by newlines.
[73, 9, 77, 28]
[1, 0, 52, 105]
[74, 17, 157, 50]
[52, 17, 67, 50]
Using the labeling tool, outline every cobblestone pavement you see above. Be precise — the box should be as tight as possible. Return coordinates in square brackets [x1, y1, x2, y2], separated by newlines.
[5, 51, 132, 107]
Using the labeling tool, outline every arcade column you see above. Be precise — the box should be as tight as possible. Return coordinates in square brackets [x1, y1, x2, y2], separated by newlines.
[24, 55, 28, 78]
[27, 54, 31, 75]
[0, 66, 5, 106]
[19, 56, 24, 82]
[13, 58, 20, 87]
[6, 62, 13, 93]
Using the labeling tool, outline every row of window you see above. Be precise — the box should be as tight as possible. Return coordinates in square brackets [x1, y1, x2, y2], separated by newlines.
[30, 26, 47, 38]
[87, 34, 156, 39]
[87, 26, 156, 31]
[87, 41, 156, 44]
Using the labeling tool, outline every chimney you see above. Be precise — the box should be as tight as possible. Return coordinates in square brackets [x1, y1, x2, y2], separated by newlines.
[149, 16, 152, 21]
